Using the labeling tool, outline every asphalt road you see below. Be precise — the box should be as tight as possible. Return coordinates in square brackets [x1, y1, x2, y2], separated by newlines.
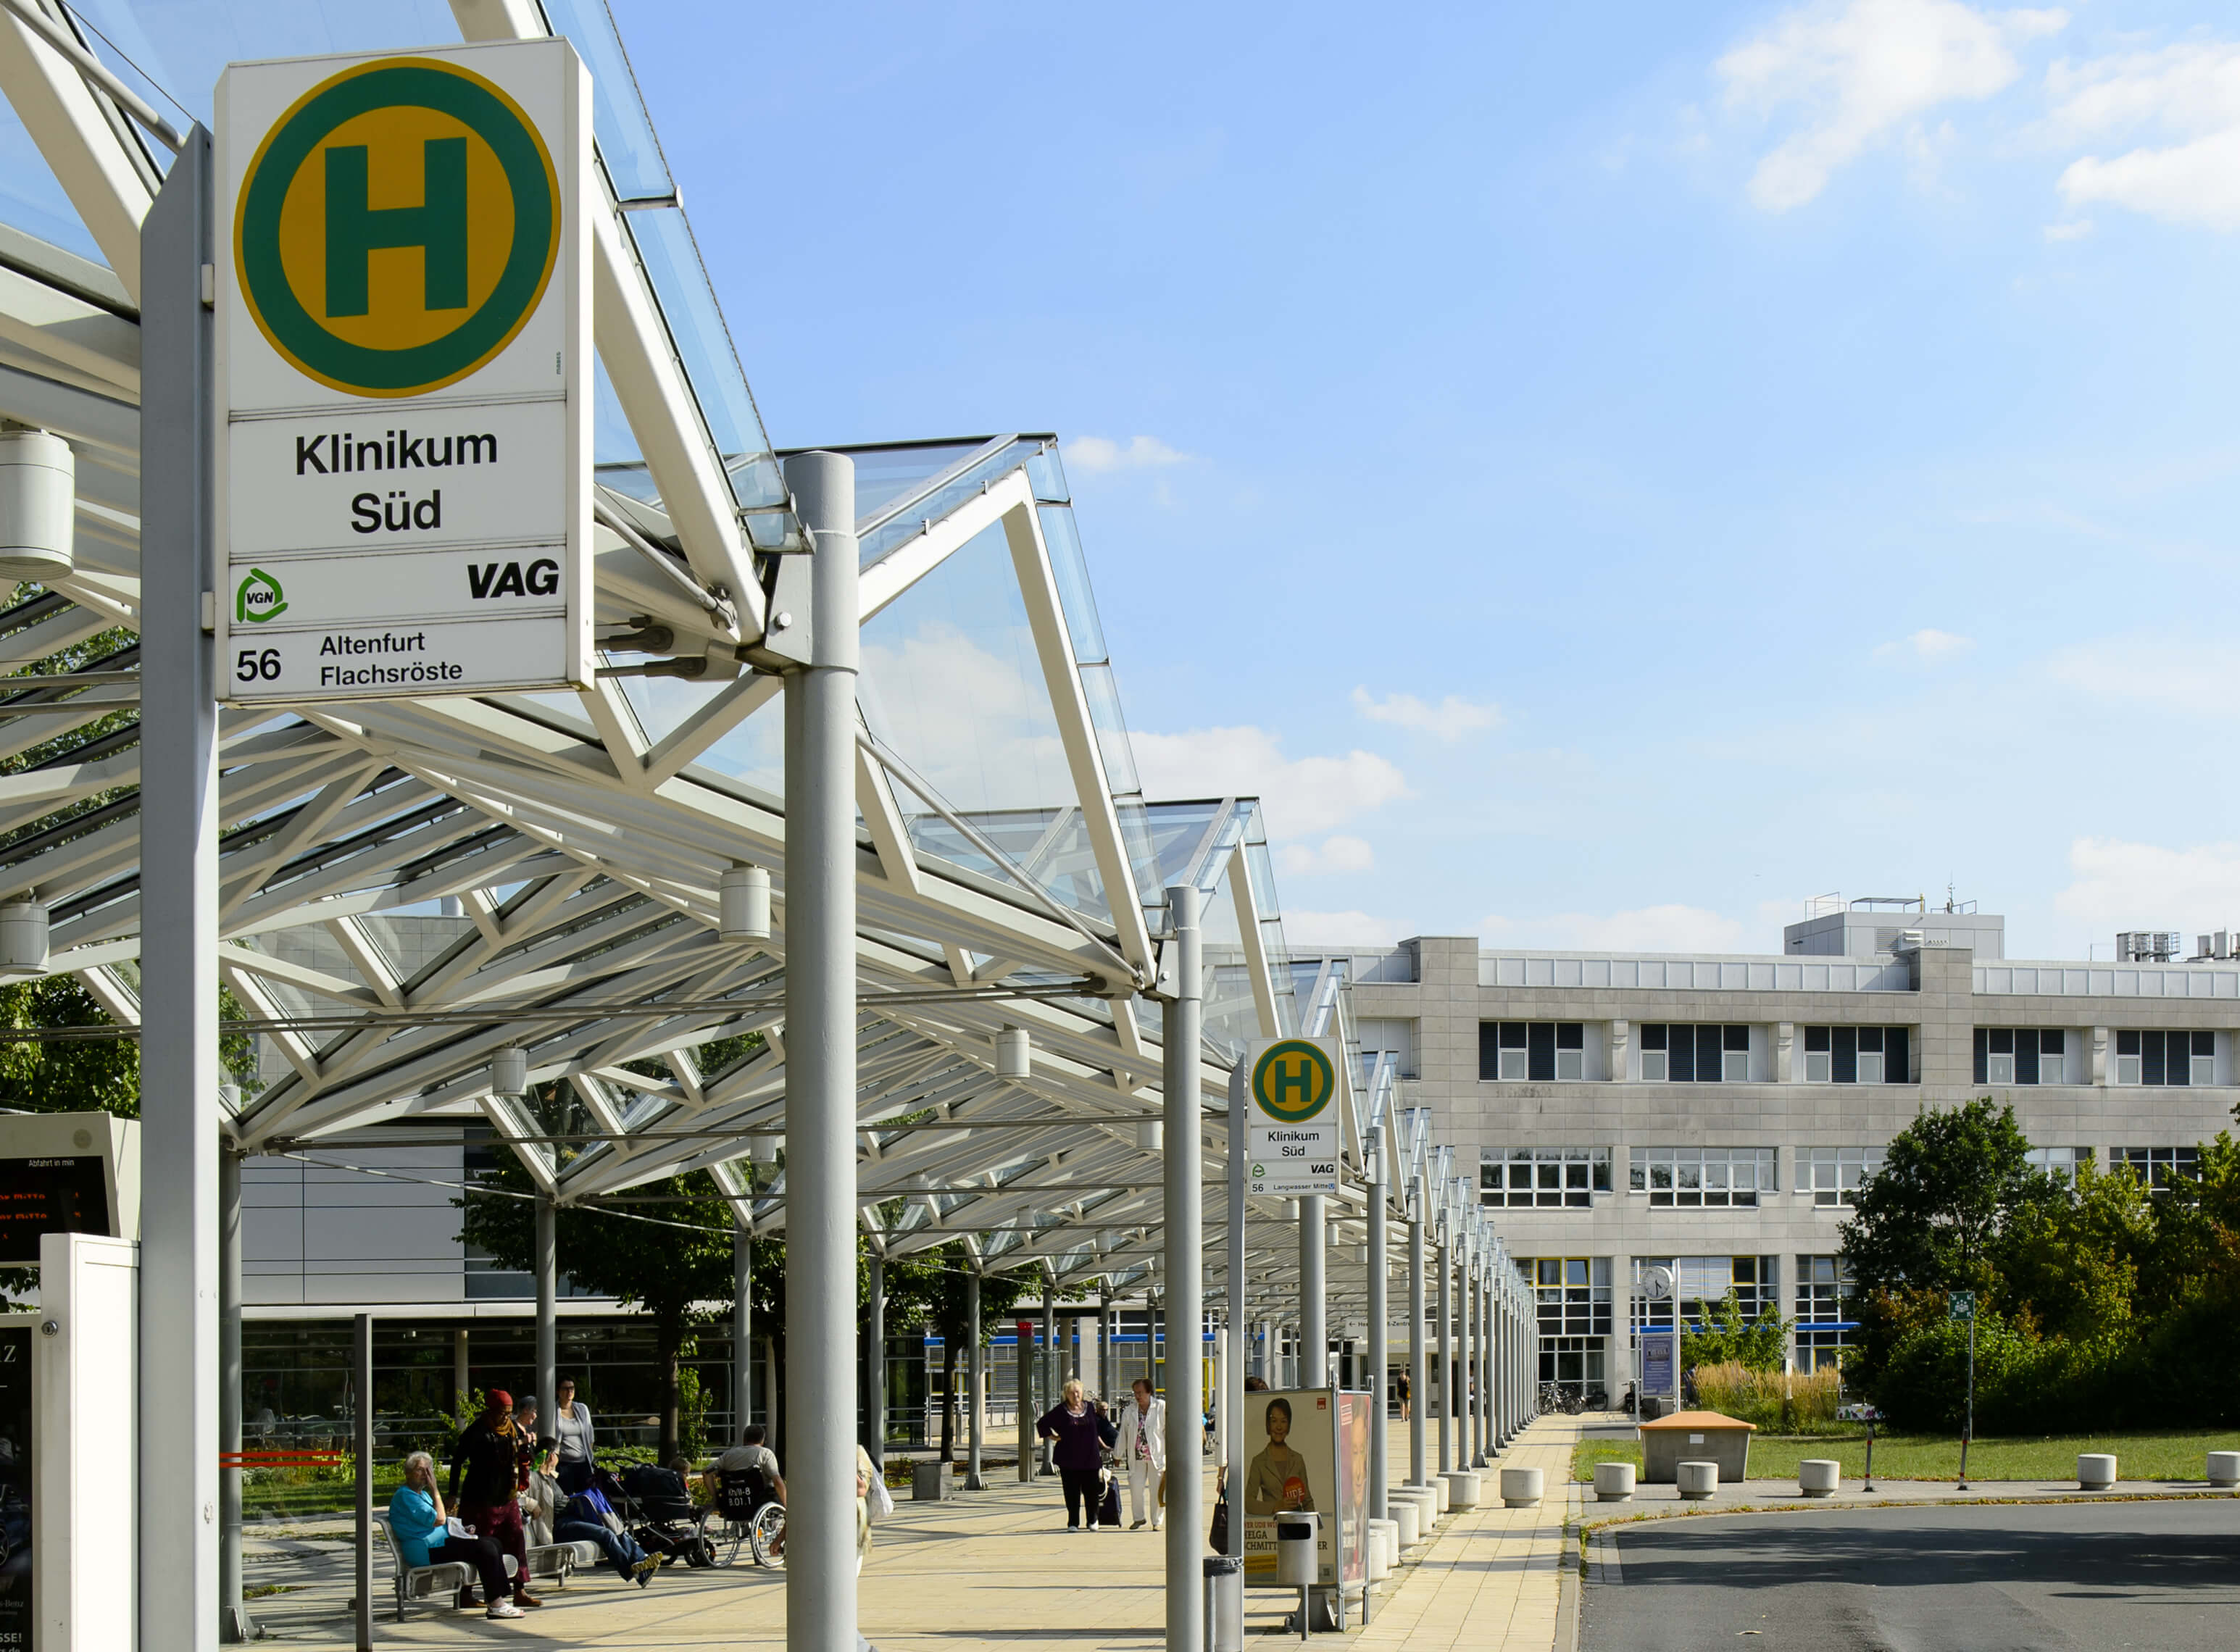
[1583, 1501, 2240, 1652]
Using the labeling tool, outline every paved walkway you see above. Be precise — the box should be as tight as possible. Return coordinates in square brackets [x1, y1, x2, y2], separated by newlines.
[1353, 1415, 1583, 1652]
[244, 1419, 1587, 1649]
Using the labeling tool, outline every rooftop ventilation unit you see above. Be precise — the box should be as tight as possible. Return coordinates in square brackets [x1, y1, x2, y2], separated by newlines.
[2116, 931, 2182, 964]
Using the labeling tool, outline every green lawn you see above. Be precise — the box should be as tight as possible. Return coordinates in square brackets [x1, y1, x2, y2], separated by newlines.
[1570, 1429, 2240, 1485]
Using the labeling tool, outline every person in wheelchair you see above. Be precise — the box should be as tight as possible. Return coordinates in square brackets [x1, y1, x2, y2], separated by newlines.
[709, 1424, 786, 1515]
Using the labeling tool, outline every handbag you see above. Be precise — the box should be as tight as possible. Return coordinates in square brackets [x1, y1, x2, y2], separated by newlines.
[1209, 1493, 1229, 1555]
[1097, 1469, 1122, 1529]
[870, 1474, 895, 1519]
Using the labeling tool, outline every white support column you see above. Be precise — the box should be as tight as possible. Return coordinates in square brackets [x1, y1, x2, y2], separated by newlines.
[966, 1271, 986, 1492]
[1365, 1129, 1389, 1519]
[1162, 883, 1205, 1652]
[535, 1193, 557, 1427]
[1407, 1195, 1427, 1487]
[781, 451, 860, 1652]
[1300, 1197, 1327, 1387]
[140, 126, 217, 1652]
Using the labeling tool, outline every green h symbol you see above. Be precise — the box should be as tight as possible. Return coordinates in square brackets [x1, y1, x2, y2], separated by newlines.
[323, 137, 468, 318]
[1273, 1055, 1313, 1111]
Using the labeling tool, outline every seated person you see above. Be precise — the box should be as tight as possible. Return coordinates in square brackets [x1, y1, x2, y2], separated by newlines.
[520, 1437, 562, 1547]
[711, 1424, 786, 1511]
[387, 1451, 522, 1620]
[554, 1483, 662, 1588]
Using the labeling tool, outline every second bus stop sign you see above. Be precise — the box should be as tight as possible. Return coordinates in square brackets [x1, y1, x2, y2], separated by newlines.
[214, 39, 591, 703]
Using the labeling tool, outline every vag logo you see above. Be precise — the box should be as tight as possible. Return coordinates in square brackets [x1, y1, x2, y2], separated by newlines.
[1250, 1040, 1335, 1124]
[235, 57, 559, 398]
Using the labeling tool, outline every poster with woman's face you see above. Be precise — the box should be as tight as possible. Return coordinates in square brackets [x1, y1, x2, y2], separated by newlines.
[1335, 1391, 1370, 1587]
[1240, 1388, 1338, 1584]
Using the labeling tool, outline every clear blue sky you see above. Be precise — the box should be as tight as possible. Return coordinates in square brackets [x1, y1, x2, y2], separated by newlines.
[644, 2, 2240, 956]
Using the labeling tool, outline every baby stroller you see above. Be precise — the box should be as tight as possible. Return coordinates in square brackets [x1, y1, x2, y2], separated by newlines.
[601, 1464, 715, 1569]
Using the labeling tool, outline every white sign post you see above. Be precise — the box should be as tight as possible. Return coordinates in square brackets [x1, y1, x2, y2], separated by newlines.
[1242, 1038, 1342, 1198]
[215, 40, 590, 702]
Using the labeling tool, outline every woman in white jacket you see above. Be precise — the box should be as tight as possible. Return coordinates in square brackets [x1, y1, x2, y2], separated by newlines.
[1113, 1379, 1167, 1530]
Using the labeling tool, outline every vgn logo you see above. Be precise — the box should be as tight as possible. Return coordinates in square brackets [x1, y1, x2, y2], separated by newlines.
[236, 57, 559, 398]
[1251, 1039, 1336, 1125]
[236, 567, 287, 624]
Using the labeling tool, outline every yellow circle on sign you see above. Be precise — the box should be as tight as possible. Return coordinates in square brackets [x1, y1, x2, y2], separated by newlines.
[1251, 1040, 1334, 1124]
[271, 104, 517, 355]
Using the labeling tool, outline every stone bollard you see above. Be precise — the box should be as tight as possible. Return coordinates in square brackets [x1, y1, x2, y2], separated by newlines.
[1676, 1460, 1719, 1501]
[2078, 1453, 2117, 1491]
[1500, 1466, 1545, 1508]
[1367, 1517, 1399, 1576]
[2209, 1451, 2240, 1490]
[1592, 1461, 1634, 1503]
[1797, 1460, 1841, 1498]
[1441, 1469, 1483, 1511]
[1391, 1497, 1423, 1545]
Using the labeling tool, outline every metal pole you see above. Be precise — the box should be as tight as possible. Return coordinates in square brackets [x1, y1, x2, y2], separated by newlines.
[1041, 1276, 1057, 1475]
[1407, 1200, 1426, 1488]
[220, 1145, 245, 1643]
[1480, 1252, 1494, 1456]
[1163, 882, 1205, 1652]
[966, 1271, 985, 1490]
[867, 1254, 886, 1469]
[354, 1313, 372, 1652]
[1365, 1130, 1388, 1522]
[1300, 1196, 1327, 1388]
[535, 1192, 557, 1428]
[782, 449, 860, 1652]
[1017, 1307, 1035, 1484]
[1220, 1064, 1247, 1652]
[734, 1221, 754, 1440]
[1436, 1223, 1452, 1474]
[454, 1328, 469, 1415]
[141, 125, 219, 1652]
[1458, 1225, 1475, 1469]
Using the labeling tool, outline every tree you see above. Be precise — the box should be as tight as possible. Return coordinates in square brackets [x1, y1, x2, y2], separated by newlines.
[1841, 1098, 2052, 1298]
[1996, 1159, 2152, 1343]
[457, 1152, 763, 1462]
[1681, 1290, 1787, 1373]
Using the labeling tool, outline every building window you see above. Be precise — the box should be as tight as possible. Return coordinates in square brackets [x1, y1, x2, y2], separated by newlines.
[1800, 1025, 1911, 1083]
[1794, 1254, 1852, 1321]
[2113, 1030, 2212, 1087]
[1480, 1022, 1584, 1082]
[1481, 1148, 1612, 1209]
[1538, 1337, 1607, 1393]
[1631, 1147, 1776, 1208]
[2025, 1146, 2092, 1185]
[1356, 1018, 1417, 1082]
[1803, 1146, 1883, 1207]
[1639, 1024, 1749, 1082]
[1528, 1256, 1613, 1338]
[1633, 1255, 1780, 1329]
[2115, 1146, 2199, 1190]
[1973, 1027, 2068, 1085]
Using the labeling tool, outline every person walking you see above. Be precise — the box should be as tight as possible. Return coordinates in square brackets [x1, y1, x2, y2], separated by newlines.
[388, 1451, 520, 1619]
[551, 1377, 596, 1494]
[448, 1390, 541, 1609]
[1035, 1379, 1107, 1532]
[1114, 1378, 1167, 1531]
[1396, 1369, 1411, 1421]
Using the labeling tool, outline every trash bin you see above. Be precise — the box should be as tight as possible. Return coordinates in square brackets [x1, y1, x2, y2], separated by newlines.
[1275, 1512, 1319, 1586]
[911, 1460, 953, 1501]
[1204, 1554, 1244, 1652]
[1639, 1410, 1755, 1484]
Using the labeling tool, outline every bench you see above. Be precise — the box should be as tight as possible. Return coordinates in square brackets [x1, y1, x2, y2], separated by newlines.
[373, 1514, 523, 1622]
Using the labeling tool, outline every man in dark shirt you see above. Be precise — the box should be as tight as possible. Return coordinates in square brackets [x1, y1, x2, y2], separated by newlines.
[448, 1390, 539, 1608]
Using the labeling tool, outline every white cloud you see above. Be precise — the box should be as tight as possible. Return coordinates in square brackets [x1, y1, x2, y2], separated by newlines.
[2048, 635, 2240, 714]
[1064, 435, 1192, 475]
[2042, 217, 2093, 240]
[1283, 909, 1411, 948]
[1131, 725, 1411, 837]
[1874, 626, 1975, 661]
[1717, 0, 2066, 211]
[1481, 904, 1746, 952]
[1275, 835, 1376, 877]
[1351, 687, 1502, 741]
[2048, 42, 2240, 230]
[2054, 837, 2240, 933]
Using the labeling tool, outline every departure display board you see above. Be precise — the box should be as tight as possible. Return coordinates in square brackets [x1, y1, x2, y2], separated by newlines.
[0, 1155, 111, 1262]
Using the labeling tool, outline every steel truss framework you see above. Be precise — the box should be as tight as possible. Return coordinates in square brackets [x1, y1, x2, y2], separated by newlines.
[0, 0, 1533, 1338]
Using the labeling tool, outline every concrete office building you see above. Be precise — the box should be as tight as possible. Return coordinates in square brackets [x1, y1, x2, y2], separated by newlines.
[1325, 896, 2240, 1400]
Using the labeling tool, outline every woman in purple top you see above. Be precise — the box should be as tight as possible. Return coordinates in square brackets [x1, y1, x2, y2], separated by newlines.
[1036, 1379, 1110, 1532]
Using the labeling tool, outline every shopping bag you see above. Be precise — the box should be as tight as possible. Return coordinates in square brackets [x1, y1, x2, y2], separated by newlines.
[1209, 1493, 1229, 1554]
[1098, 1472, 1122, 1529]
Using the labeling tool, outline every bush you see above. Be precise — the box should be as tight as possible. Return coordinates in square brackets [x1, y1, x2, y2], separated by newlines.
[1873, 1314, 2131, 1433]
[1689, 1361, 1844, 1430]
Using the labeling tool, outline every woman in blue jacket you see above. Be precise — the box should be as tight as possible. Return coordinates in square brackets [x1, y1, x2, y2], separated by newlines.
[387, 1451, 518, 1619]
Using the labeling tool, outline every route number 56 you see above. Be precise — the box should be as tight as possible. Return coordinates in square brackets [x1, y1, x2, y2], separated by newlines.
[236, 648, 281, 683]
